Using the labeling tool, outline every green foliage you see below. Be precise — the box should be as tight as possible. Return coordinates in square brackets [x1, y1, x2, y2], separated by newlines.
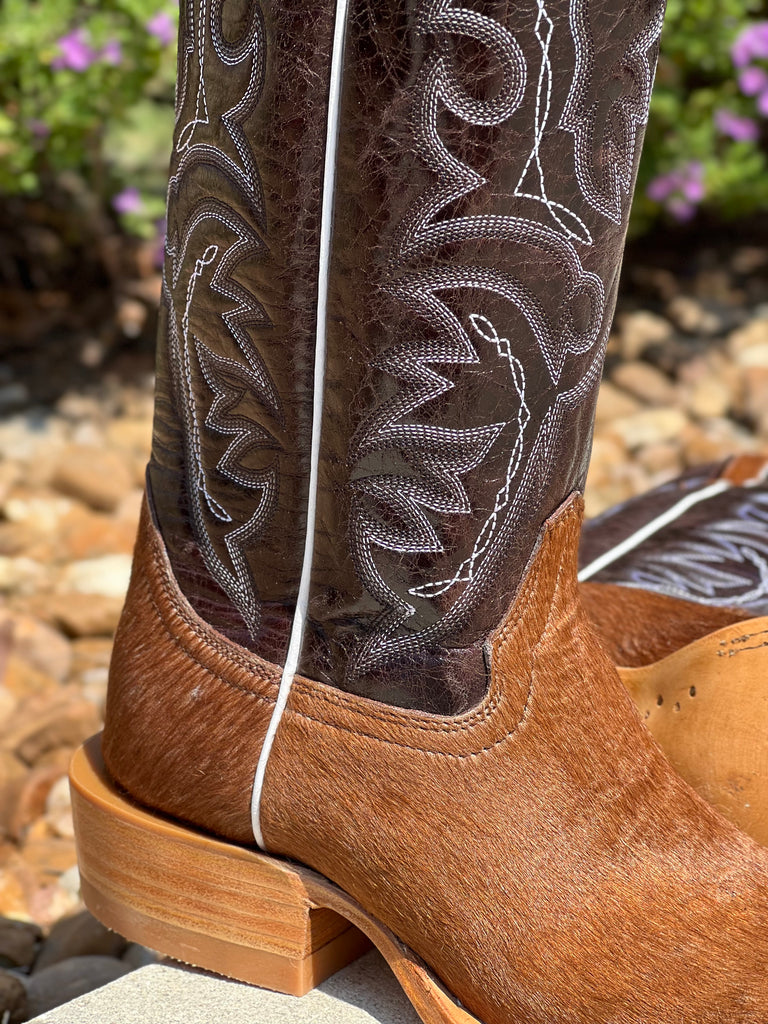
[0, 0, 176, 236]
[634, 0, 768, 230]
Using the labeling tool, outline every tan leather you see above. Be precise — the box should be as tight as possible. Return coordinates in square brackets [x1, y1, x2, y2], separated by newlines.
[620, 619, 768, 848]
[258, 499, 768, 1024]
[103, 499, 279, 844]
[105, 494, 768, 1023]
[580, 582, 748, 667]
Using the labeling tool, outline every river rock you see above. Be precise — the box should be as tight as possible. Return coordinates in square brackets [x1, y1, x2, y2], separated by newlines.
[26, 955, 130, 1016]
[0, 917, 42, 969]
[51, 445, 133, 513]
[34, 910, 126, 972]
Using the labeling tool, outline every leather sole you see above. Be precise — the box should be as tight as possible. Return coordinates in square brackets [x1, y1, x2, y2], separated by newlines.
[619, 617, 768, 848]
[69, 735, 480, 1024]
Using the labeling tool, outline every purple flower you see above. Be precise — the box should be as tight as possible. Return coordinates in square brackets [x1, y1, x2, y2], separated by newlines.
[646, 172, 680, 202]
[146, 11, 175, 47]
[112, 187, 143, 216]
[758, 90, 768, 118]
[715, 108, 759, 142]
[667, 197, 696, 223]
[101, 38, 123, 65]
[27, 119, 50, 139]
[738, 65, 768, 96]
[733, 22, 768, 67]
[647, 162, 705, 221]
[154, 218, 167, 268]
[51, 28, 97, 72]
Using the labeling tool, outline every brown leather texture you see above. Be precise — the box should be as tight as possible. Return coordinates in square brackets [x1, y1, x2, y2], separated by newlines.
[622, 618, 768, 849]
[105, 494, 768, 1022]
[102, 497, 278, 844]
[149, 0, 334, 662]
[260, 497, 768, 1024]
[579, 581, 747, 667]
[150, 0, 666, 714]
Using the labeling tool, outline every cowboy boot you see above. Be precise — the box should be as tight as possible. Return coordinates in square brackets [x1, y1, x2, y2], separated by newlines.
[70, 1, 768, 1021]
[579, 453, 768, 845]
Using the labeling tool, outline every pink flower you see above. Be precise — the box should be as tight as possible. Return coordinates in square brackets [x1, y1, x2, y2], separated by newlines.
[739, 65, 768, 96]
[647, 162, 705, 221]
[715, 108, 760, 142]
[758, 90, 768, 117]
[732, 22, 768, 67]
[146, 11, 175, 47]
[112, 187, 143, 216]
[101, 39, 123, 65]
[51, 28, 96, 72]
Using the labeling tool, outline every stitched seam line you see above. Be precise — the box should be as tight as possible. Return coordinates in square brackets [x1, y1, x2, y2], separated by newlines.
[142, 562, 276, 706]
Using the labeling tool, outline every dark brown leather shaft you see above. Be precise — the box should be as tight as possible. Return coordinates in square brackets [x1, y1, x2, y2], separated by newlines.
[150, 0, 665, 712]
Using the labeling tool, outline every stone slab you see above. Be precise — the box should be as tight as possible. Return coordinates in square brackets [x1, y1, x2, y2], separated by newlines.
[28, 950, 421, 1024]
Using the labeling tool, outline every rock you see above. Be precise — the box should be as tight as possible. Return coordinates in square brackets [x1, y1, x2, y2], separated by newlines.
[666, 295, 722, 336]
[594, 382, 642, 424]
[6, 761, 71, 841]
[742, 366, 768, 436]
[728, 318, 768, 362]
[58, 555, 132, 599]
[0, 968, 28, 1024]
[0, 613, 72, 684]
[2, 695, 101, 766]
[19, 835, 78, 880]
[682, 374, 733, 420]
[121, 942, 159, 969]
[0, 917, 42, 969]
[607, 408, 689, 450]
[34, 911, 126, 972]
[636, 442, 682, 478]
[36, 593, 125, 638]
[0, 557, 47, 596]
[584, 435, 627, 490]
[2, 655, 59, 701]
[610, 361, 677, 406]
[58, 506, 138, 561]
[0, 751, 28, 838]
[26, 955, 130, 1016]
[45, 776, 74, 840]
[616, 310, 673, 360]
[731, 247, 768, 275]
[681, 418, 758, 465]
[50, 445, 133, 513]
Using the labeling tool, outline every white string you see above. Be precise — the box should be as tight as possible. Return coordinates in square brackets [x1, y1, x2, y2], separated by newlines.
[250, 0, 350, 849]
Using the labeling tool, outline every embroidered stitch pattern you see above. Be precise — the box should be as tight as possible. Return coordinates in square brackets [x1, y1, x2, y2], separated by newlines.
[604, 490, 768, 611]
[560, 0, 665, 223]
[162, 0, 280, 637]
[347, 0, 655, 680]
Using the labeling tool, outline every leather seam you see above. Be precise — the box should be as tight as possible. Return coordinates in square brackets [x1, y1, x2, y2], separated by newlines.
[142, 570, 277, 707]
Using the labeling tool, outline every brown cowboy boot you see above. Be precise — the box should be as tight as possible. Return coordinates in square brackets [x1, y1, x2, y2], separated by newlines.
[579, 453, 768, 846]
[70, 1, 768, 1021]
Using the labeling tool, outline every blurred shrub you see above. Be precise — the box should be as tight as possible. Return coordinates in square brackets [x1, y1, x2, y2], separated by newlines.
[0, 0, 176, 240]
[636, 0, 768, 229]
[1, 0, 768, 239]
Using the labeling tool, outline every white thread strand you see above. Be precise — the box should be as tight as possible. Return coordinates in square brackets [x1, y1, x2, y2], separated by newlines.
[250, 0, 350, 849]
[578, 480, 732, 582]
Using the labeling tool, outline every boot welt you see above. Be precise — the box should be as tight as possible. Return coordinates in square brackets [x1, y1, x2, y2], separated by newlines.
[70, 735, 481, 1024]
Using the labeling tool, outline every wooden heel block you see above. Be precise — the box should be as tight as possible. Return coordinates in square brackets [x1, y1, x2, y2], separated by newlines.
[69, 736, 371, 996]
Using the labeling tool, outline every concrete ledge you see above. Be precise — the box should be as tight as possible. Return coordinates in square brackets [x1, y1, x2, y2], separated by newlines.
[28, 950, 421, 1023]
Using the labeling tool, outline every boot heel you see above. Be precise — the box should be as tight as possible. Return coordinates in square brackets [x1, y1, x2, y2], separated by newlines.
[69, 736, 371, 996]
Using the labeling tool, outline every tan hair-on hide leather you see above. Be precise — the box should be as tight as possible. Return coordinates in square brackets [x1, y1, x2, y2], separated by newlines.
[105, 496, 768, 1024]
[579, 581, 747, 667]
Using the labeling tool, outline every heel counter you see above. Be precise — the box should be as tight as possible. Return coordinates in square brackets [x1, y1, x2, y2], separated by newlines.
[103, 496, 280, 844]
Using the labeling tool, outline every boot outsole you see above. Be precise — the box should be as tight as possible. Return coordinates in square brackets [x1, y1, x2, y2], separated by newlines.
[69, 735, 480, 1024]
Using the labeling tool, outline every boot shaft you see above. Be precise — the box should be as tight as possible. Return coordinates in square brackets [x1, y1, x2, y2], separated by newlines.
[150, 0, 665, 713]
